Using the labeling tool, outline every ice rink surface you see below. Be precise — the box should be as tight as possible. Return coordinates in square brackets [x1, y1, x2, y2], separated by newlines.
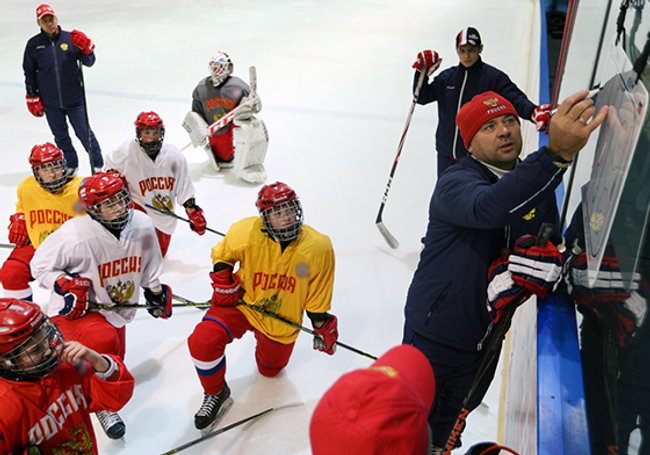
[0, 1, 537, 453]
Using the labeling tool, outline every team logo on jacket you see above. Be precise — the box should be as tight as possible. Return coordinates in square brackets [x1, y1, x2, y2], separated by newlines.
[523, 208, 536, 220]
[27, 385, 90, 446]
[39, 228, 55, 245]
[138, 177, 176, 197]
[61, 43, 68, 51]
[106, 279, 136, 304]
[590, 211, 605, 232]
[256, 294, 282, 316]
[52, 421, 92, 454]
[97, 256, 142, 288]
[152, 194, 173, 212]
[483, 97, 500, 107]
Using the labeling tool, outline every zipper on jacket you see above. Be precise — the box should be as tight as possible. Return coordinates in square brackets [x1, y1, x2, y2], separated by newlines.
[451, 70, 468, 160]
[50, 38, 64, 109]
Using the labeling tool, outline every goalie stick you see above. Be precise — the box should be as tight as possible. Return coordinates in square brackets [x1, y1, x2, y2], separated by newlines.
[375, 66, 428, 249]
[441, 223, 554, 455]
[159, 402, 303, 455]
[144, 202, 226, 237]
[181, 66, 258, 150]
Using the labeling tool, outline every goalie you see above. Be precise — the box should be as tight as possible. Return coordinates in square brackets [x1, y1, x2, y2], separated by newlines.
[183, 51, 268, 184]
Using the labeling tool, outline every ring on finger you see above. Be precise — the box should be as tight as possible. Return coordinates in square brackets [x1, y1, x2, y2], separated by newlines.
[579, 117, 586, 124]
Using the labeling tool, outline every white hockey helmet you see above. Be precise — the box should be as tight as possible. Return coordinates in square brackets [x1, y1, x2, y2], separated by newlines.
[209, 51, 233, 86]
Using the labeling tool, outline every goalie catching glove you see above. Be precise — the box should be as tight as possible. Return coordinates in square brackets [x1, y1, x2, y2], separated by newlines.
[486, 252, 532, 322]
[313, 314, 338, 355]
[509, 234, 562, 299]
[144, 284, 173, 319]
[8, 213, 29, 247]
[210, 266, 243, 307]
[54, 276, 91, 320]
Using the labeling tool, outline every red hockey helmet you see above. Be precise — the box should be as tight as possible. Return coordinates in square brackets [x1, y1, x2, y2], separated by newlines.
[78, 171, 133, 231]
[0, 299, 64, 381]
[256, 182, 303, 242]
[135, 111, 165, 157]
[208, 51, 233, 86]
[29, 142, 68, 193]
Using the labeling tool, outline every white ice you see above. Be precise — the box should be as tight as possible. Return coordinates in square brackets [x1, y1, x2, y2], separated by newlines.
[0, 1, 537, 453]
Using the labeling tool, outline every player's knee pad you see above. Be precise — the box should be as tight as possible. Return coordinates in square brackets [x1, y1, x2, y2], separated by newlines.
[0, 258, 32, 291]
[256, 357, 286, 377]
[189, 317, 232, 355]
[233, 117, 269, 183]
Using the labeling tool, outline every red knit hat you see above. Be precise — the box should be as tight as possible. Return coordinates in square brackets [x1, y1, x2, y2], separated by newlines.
[309, 344, 435, 455]
[36, 4, 55, 19]
[456, 91, 520, 149]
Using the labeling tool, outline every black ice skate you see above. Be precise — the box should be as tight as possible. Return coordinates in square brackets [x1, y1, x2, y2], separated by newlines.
[194, 382, 234, 435]
[96, 410, 126, 439]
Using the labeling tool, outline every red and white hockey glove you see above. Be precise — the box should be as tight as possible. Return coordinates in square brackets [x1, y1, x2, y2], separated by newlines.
[509, 235, 562, 299]
[486, 253, 532, 322]
[25, 94, 44, 117]
[210, 268, 242, 307]
[8, 213, 29, 247]
[144, 284, 173, 319]
[313, 314, 338, 355]
[70, 30, 95, 55]
[412, 50, 442, 77]
[186, 205, 207, 235]
[532, 104, 552, 132]
[55, 276, 91, 320]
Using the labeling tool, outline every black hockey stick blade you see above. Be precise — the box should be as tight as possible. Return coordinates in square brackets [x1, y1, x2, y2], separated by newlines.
[159, 402, 303, 455]
[441, 222, 554, 455]
[144, 203, 225, 237]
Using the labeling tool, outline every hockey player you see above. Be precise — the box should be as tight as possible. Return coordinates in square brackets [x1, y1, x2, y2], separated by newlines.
[403, 90, 607, 452]
[0, 143, 84, 302]
[30, 171, 173, 440]
[412, 27, 551, 177]
[0, 298, 134, 455]
[188, 181, 337, 434]
[104, 111, 207, 257]
[182, 51, 268, 183]
[22, 4, 103, 176]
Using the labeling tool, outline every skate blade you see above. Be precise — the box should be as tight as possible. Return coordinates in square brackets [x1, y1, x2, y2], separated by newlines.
[200, 397, 234, 436]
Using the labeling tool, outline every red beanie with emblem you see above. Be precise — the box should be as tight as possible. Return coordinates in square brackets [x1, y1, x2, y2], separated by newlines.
[309, 344, 435, 455]
[456, 91, 520, 149]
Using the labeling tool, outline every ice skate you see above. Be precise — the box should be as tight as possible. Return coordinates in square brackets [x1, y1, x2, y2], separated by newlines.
[194, 382, 234, 435]
[96, 410, 126, 439]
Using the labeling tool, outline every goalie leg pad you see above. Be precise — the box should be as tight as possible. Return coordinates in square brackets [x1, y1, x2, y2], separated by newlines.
[233, 116, 269, 184]
[182, 111, 209, 148]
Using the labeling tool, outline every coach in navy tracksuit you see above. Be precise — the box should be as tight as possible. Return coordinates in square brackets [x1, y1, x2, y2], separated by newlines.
[403, 90, 607, 452]
[411, 27, 551, 177]
[23, 4, 103, 175]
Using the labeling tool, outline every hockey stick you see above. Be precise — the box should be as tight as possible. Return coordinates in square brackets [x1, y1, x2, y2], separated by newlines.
[77, 58, 96, 173]
[159, 402, 302, 455]
[441, 222, 554, 455]
[144, 203, 226, 237]
[0, 243, 16, 249]
[90, 302, 208, 310]
[181, 66, 258, 150]
[375, 66, 428, 249]
[170, 294, 378, 360]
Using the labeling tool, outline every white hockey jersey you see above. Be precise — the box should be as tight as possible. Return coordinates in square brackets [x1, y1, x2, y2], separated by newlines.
[105, 140, 196, 235]
[30, 211, 164, 328]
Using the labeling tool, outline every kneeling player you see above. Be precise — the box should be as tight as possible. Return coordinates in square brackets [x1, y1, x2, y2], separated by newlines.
[188, 182, 337, 434]
[182, 51, 268, 183]
[30, 171, 173, 440]
[0, 143, 84, 301]
[0, 298, 134, 454]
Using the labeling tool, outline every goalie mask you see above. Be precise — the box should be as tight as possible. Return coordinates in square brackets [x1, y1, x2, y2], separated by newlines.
[29, 142, 68, 193]
[209, 51, 233, 86]
[78, 171, 134, 231]
[0, 299, 65, 382]
[135, 111, 165, 158]
[256, 181, 304, 242]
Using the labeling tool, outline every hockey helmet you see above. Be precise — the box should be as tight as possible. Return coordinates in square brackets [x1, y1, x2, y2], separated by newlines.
[29, 142, 68, 193]
[135, 111, 165, 158]
[256, 182, 303, 242]
[78, 171, 133, 231]
[0, 299, 64, 381]
[208, 51, 233, 86]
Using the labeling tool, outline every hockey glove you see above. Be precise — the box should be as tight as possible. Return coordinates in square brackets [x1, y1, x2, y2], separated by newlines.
[532, 104, 552, 133]
[144, 284, 173, 319]
[8, 213, 29, 247]
[70, 30, 95, 55]
[412, 50, 442, 77]
[210, 268, 243, 307]
[25, 94, 44, 117]
[55, 276, 91, 320]
[509, 235, 562, 299]
[486, 253, 532, 322]
[313, 314, 338, 355]
[185, 205, 207, 235]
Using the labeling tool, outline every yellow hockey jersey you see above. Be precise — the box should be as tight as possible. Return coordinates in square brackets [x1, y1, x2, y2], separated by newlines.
[15, 176, 84, 248]
[211, 216, 335, 344]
